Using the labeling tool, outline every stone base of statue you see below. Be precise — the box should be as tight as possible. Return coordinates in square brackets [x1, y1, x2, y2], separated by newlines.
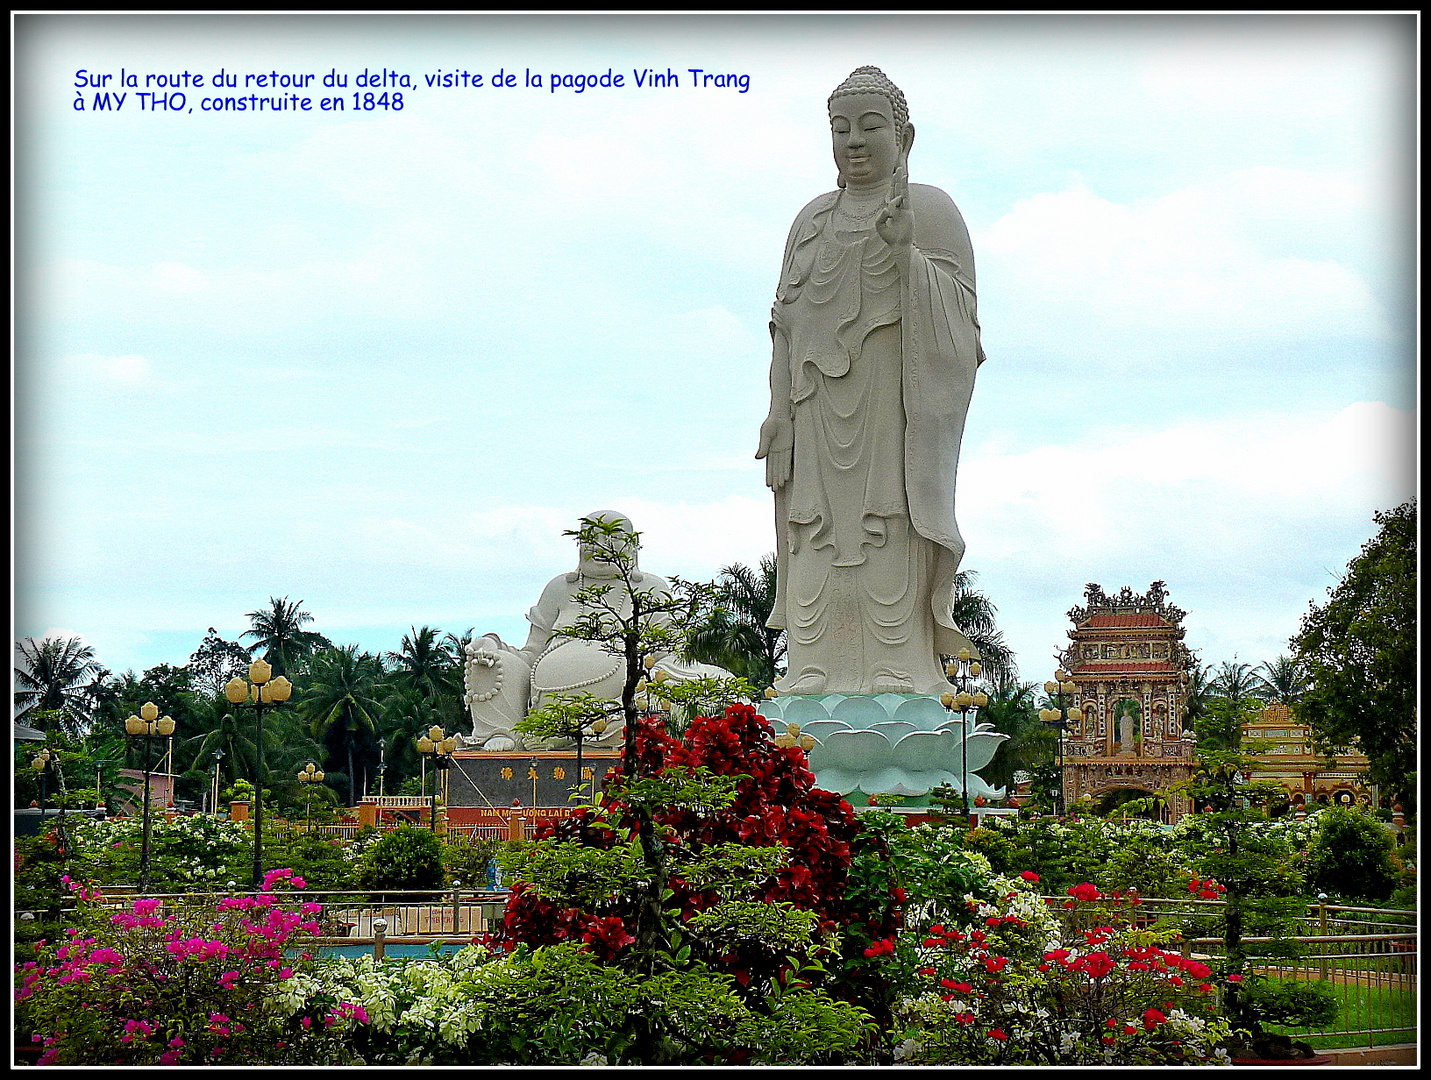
[757, 693, 1007, 806]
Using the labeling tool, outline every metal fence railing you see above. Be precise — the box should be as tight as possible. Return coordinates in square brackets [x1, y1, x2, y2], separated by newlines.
[1180, 931, 1416, 1046]
[19, 887, 1416, 1043]
[1036, 894, 1416, 1047]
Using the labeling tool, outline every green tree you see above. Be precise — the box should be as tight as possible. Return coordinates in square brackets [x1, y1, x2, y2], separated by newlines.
[1180, 661, 1213, 733]
[241, 596, 332, 678]
[182, 692, 261, 797]
[1302, 803, 1400, 902]
[1290, 501, 1417, 805]
[386, 625, 464, 728]
[1210, 658, 1260, 707]
[948, 569, 1017, 686]
[684, 555, 784, 690]
[1252, 655, 1308, 704]
[301, 645, 386, 804]
[1194, 697, 1261, 752]
[14, 636, 104, 732]
[975, 674, 1048, 794]
[187, 627, 254, 699]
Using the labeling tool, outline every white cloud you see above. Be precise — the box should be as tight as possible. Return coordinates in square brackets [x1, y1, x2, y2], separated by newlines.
[960, 401, 1415, 672]
[978, 169, 1386, 360]
[62, 352, 157, 386]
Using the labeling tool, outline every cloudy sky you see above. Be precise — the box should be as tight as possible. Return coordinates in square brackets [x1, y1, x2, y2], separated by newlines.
[14, 13, 1417, 691]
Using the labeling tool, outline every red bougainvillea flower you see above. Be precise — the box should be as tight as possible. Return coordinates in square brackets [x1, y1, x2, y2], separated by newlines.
[1079, 951, 1116, 979]
[1143, 1007, 1167, 1030]
[1019, 870, 1040, 883]
[1067, 882, 1100, 902]
[1183, 959, 1212, 980]
[988, 1028, 1009, 1041]
[957, 1012, 976, 1025]
[984, 955, 1010, 975]
[891, 887, 908, 903]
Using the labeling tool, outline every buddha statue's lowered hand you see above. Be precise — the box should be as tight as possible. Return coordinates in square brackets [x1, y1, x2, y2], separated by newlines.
[756, 411, 793, 489]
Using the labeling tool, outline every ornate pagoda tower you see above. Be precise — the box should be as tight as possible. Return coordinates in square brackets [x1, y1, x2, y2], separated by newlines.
[1056, 581, 1198, 821]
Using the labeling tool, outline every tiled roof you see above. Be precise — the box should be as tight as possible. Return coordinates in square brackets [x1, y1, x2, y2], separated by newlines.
[1081, 613, 1170, 628]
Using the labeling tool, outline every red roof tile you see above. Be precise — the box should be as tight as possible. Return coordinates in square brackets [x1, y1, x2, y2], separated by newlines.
[1082, 613, 1171, 628]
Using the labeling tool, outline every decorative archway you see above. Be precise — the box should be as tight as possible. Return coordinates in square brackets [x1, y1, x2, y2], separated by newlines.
[1056, 582, 1198, 822]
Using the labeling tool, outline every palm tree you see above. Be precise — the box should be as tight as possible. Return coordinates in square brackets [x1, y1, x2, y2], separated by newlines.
[949, 569, 1017, 686]
[301, 645, 386, 804]
[1181, 661, 1213, 733]
[184, 692, 263, 792]
[683, 555, 784, 690]
[1252, 656, 1308, 704]
[976, 674, 1048, 793]
[241, 597, 332, 678]
[14, 636, 104, 732]
[1210, 659, 1260, 706]
[388, 626, 460, 702]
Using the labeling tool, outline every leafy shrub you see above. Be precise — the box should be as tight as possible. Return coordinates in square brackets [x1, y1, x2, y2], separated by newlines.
[1302, 805, 1399, 901]
[1238, 977, 1339, 1030]
[439, 835, 502, 889]
[356, 825, 445, 896]
[306, 942, 872, 1065]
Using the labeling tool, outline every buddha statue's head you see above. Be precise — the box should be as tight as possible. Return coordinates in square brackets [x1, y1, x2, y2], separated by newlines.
[576, 510, 639, 579]
[827, 65, 915, 191]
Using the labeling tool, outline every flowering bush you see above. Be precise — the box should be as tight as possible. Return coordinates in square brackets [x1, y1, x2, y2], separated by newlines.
[292, 942, 872, 1065]
[893, 875, 1232, 1064]
[64, 814, 253, 892]
[13, 869, 364, 1065]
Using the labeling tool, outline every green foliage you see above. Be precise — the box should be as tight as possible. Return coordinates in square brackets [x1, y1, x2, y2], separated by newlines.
[1237, 977, 1339, 1030]
[682, 554, 784, 690]
[323, 942, 872, 1065]
[515, 691, 615, 746]
[66, 814, 255, 893]
[14, 635, 105, 731]
[242, 596, 332, 678]
[262, 824, 362, 890]
[1291, 500, 1417, 804]
[356, 824, 446, 895]
[439, 836, 502, 889]
[1302, 804, 1400, 901]
[1195, 697, 1261, 751]
[645, 674, 759, 734]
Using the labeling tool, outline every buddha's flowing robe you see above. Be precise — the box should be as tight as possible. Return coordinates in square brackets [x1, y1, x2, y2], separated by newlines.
[766, 181, 984, 695]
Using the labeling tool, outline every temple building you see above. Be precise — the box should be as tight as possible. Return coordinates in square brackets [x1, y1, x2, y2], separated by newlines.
[1242, 702, 1377, 812]
[1056, 582, 1198, 822]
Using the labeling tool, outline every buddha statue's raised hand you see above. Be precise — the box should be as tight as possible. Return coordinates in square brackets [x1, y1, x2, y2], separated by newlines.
[875, 162, 913, 251]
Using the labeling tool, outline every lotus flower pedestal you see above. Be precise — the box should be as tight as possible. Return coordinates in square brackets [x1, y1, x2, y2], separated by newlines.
[758, 694, 1008, 807]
